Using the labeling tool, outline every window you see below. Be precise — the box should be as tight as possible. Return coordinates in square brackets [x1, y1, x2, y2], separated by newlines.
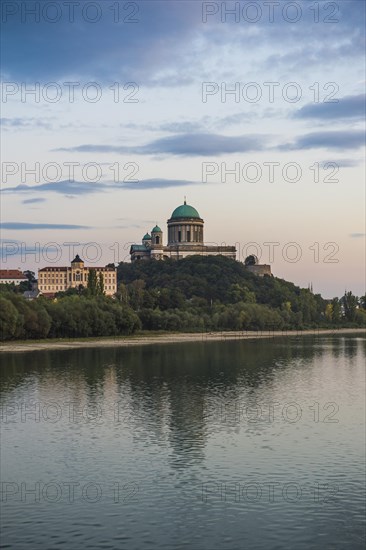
[178, 231, 181, 242]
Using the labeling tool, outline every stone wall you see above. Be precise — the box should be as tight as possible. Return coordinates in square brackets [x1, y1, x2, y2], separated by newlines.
[245, 264, 272, 277]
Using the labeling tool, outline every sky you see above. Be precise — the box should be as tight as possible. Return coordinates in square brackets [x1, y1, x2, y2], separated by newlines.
[1, 0, 365, 298]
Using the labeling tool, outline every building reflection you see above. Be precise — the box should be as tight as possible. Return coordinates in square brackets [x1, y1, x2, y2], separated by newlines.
[1, 334, 365, 468]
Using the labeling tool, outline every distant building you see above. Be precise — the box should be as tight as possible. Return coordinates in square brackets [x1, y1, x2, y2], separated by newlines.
[130, 201, 236, 261]
[244, 255, 272, 277]
[0, 269, 28, 285]
[23, 289, 42, 301]
[245, 264, 272, 277]
[38, 255, 117, 297]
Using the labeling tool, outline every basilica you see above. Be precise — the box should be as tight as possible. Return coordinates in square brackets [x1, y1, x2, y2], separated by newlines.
[130, 201, 237, 261]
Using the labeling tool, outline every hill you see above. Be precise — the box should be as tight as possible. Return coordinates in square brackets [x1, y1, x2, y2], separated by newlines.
[117, 256, 365, 331]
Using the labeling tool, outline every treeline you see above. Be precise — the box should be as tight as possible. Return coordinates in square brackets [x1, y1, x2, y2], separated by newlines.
[1, 256, 365, 341]
[116, 256, 366, 332]
[0, 292, 140, 341]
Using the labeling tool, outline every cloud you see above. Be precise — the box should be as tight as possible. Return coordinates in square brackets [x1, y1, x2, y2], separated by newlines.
[157, 121, 204, 134]
[56, 133, 268, 157]
[328, 159, 361, 168]
[120, 113, 255, 135]
[217, 112, 256, 127]
[0, 117, 54, 130]
[279, 130, 365, 151]
[2, 1, 365, 84]
[0, 118, 101, 132]
[1, 2, 203, 83]
[0, 223, 91, 230]
[261, 40, 364, 74]
[139, 133, 267, 156]
[294, 94, 366, 120]
[55, 145, 126, 154]
[55, 128, 364, 157]
[22, 198, 47, 204]
[2, 179, 201, 197]
[2, 181, 103, 196]
[121, 179, 200, 190]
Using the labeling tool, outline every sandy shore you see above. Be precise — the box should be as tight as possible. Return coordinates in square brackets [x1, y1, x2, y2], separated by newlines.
[0, 328, 364, 353]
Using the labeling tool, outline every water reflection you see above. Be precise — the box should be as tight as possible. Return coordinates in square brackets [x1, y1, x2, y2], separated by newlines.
[1, 335, 365, 550]
[3, 334, 360, 390]
[1, 335, 364, 451]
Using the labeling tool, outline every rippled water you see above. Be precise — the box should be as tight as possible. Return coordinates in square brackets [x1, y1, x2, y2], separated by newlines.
[1, 335, 365, 549]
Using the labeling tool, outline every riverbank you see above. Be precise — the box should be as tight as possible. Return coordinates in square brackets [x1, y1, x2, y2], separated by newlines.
[0, 328, 365, 353]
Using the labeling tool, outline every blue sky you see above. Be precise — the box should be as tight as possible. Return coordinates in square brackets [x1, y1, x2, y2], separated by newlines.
[1, 0, 365, 297]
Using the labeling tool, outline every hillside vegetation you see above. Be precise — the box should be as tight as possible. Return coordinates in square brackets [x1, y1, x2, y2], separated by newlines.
[1, 256, 365, 341]
[117, 256, 365, 332]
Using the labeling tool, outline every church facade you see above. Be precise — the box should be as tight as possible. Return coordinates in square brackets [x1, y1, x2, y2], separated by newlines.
[130, 201, 237, 261]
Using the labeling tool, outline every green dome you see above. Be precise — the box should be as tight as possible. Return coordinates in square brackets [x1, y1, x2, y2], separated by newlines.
[142, 233, 151, 240]
[151, 225, 162, 233]
[170, 202, 200, 220]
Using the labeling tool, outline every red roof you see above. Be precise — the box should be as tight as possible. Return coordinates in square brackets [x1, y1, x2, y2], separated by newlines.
[0, 270, 26, 280]
[39, 267, 68, 272]
[39, 266, 116, 272]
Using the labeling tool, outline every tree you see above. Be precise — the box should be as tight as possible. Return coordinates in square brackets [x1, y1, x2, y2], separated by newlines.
[297, 289, 318, 325]
[0, 297, 19, 340]
[331, 298, 342, 323]
[97, 273, 105, 295]
[244, 255, 258, 266]
[341, 291, 358, 322]
[116, 283, 129, 305]
[87, 270, 98, 296]
[19, 270, 37, 292]
[24, 303, 52, 339]
[24, 270, 36, 282]
[228, 283, 256, 304]
[127, 279, 146, 310]
[325, 303, 333, 322]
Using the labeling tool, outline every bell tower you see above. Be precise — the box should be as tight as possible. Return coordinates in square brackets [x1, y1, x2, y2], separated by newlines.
[150, 225, 164, 259]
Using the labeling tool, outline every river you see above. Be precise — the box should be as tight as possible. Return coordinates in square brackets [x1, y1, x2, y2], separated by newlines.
[1, 334, 365, 549]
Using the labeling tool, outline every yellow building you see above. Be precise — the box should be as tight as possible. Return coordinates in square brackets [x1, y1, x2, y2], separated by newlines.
[38, 255, 117, 297]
